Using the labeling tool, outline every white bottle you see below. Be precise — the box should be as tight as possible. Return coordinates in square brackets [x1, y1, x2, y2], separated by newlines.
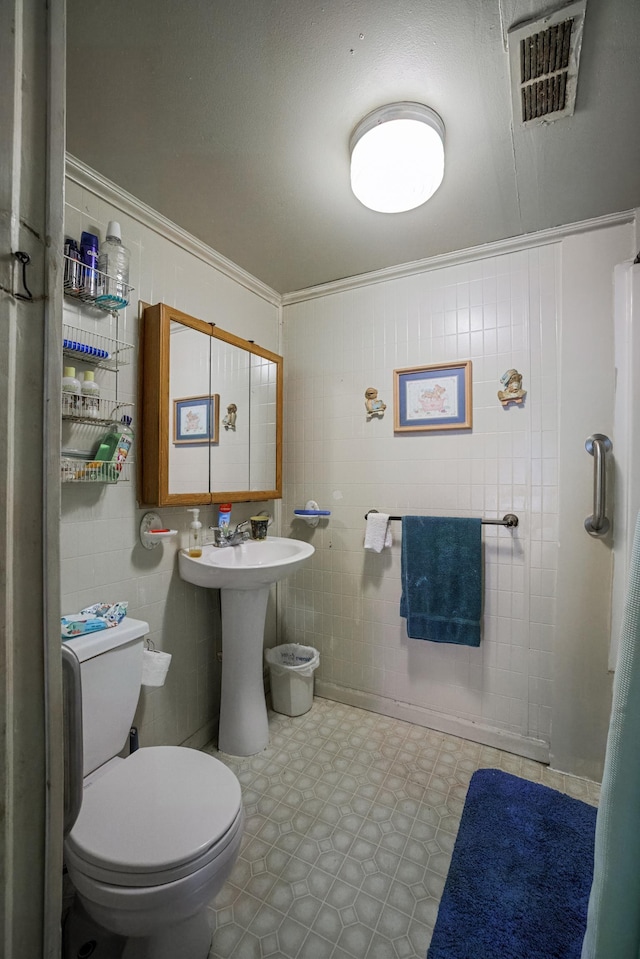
[81, 370, 100, 418]
[97, 220, 130, 307]
[62, 366, 81, 415]
[187, 508, 202, 557]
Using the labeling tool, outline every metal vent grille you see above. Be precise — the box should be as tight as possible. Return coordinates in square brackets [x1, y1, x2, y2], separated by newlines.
[520, 18, 573, 120]
[508, 1, 586, 126]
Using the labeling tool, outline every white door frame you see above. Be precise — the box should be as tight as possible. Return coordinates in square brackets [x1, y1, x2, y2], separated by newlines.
[552, 225, 635, 780]
[0, 1, 65, 956]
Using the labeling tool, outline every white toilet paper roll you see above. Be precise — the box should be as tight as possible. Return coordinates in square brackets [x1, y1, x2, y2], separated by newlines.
[141, 648, 172, 687]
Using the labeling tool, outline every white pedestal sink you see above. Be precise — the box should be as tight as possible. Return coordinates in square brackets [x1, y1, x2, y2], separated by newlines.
[178, 537, 314, 756]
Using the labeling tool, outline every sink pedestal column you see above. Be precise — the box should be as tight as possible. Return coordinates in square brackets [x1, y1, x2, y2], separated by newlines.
[218, 586, 270, 756]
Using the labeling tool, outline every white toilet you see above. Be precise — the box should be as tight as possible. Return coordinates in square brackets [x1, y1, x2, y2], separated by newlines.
[63, 618, 244, 959]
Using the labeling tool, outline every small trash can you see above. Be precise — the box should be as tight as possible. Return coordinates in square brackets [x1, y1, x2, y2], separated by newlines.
[265, 643, 320, 717]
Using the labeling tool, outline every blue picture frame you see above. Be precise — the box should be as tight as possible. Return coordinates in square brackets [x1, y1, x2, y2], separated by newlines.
[173, 394, 220, 445]
[394, 362, 472, 432]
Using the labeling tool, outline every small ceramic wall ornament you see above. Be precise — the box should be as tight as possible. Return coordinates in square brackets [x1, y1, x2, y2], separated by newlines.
[365, 387, 386, 419]
[498, 369, 527, 407]
[223, 403, 237, 430]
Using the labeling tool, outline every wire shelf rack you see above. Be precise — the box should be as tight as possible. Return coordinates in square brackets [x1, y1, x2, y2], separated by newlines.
[61, 398, 134, 427]
[61, 454, 133, 485]
[63, 323, 133, 372]
[63, 254, 133, 313]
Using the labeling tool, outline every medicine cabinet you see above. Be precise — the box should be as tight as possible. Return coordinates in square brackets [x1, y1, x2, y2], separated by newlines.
[139, 303, 282, 506]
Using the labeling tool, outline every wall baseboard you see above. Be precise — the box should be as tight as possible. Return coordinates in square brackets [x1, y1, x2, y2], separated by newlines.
[181, 720, 218, 751]
[314, 680, 550, 764]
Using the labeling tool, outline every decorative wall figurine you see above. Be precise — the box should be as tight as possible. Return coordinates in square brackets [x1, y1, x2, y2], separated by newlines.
[365, 387, 386, 419]
[222, 402, 237, 430]
[498, 369, 527, 407]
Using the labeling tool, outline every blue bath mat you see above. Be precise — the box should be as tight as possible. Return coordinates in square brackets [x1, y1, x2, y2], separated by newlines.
[427, 768, 597, 959]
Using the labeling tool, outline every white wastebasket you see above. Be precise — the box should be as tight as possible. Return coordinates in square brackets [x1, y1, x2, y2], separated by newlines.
[265, 643, 320, 717]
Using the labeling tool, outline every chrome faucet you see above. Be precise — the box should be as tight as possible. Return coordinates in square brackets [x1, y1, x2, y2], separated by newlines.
[209, 521, 250, 548]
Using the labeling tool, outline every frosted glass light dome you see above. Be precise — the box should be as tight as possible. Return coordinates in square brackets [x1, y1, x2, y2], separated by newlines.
[350, 103, 445, 214]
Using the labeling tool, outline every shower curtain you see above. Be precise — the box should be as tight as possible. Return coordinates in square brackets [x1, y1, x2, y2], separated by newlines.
[581, 510, 640, 958]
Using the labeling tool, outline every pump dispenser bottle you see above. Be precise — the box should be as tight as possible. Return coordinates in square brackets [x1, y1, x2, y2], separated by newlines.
[187, 508, 202, 557]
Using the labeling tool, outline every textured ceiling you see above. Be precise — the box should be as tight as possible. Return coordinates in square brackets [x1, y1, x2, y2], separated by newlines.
[66, 0, 640, 295]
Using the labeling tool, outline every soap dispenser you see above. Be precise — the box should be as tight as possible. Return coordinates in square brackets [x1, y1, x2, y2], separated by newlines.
[187, 508, 202, 557]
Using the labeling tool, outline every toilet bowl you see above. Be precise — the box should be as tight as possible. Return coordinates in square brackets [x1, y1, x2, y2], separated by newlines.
[62, 619, 244, 959]
[66, 746, 243, 949]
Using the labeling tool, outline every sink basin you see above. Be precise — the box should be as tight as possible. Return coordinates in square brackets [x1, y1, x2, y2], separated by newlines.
[178, 534, 315, 756]
[178, 536, 314, 590]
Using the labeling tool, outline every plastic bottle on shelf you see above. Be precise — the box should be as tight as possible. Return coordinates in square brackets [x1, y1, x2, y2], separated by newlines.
[64, 237, 82, 292]
[94, 415, 134, 475]
[81, 371, 101, 418]
[80, 231, 100, 298]
[97, 220, 130, 309]
[62, 367, 81, 415]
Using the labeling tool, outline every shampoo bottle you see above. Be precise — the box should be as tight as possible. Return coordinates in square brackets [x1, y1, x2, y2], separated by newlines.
[80, 230, 100, 297]
[187, 508, 202, 557]
[81, 371, 100, 418]
[62, 366, 81, 415]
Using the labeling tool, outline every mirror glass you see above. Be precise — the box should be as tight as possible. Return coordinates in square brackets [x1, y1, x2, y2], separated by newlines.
[209, 337, 250, 493]
[249, 353, 278, 491]
[168, 321, 211, 496]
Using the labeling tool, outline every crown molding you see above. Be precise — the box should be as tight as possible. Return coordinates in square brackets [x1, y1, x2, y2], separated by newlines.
[282, 209, 637, 305]
[65, 154, 281, 308]
[65, 154, 635, 310]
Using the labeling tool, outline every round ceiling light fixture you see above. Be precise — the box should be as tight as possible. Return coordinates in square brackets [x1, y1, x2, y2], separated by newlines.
[350, 102, 445, 214]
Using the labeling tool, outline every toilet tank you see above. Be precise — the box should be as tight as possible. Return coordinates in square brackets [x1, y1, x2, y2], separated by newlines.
[63, 618, 149, 776]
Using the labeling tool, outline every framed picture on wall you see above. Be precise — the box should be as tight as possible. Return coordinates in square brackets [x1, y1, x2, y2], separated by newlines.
[394, 361, 472, 432]
[173, 394, 220, 444]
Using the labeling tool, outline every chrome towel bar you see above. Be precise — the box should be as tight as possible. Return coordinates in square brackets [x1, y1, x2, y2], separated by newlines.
[365, 511, 519, 528]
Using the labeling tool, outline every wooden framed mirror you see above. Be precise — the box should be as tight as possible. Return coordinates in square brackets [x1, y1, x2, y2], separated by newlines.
[139, 303, 282, 506]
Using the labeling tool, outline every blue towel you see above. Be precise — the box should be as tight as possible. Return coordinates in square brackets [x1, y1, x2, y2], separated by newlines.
[400, 516, 482, 646]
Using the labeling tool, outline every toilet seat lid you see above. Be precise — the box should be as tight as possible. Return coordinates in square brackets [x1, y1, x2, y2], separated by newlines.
[66, 747, 242, 875]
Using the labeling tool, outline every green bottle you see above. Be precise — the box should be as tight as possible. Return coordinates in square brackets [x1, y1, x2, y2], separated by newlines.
[94, 415, 134, 476]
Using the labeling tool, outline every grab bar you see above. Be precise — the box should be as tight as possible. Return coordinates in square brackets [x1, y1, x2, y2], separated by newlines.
[365, 511, 519, 528]
[584, 433, 612, 537]
[62, 644, 84, 837]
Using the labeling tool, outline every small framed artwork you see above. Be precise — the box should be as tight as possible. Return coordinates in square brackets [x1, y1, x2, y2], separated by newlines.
[394, 361, 472, 432]
[173, 394, 220, 445]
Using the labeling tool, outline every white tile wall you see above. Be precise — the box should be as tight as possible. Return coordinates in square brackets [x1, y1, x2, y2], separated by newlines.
[281, 245, 560, 750]
[62, 176, 280, 748]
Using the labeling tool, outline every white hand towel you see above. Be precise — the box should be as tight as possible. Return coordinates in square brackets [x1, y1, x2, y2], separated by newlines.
[364, 512, 392, 552]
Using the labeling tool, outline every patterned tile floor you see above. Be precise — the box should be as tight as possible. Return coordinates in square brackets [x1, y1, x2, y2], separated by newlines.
[204, 698, 600, 959]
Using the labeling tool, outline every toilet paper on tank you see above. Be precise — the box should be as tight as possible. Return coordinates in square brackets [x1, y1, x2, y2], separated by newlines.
[141, 646, 172, 687]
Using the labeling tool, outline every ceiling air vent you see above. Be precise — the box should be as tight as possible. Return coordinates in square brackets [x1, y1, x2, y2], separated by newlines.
[508, 0, 587, 126]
